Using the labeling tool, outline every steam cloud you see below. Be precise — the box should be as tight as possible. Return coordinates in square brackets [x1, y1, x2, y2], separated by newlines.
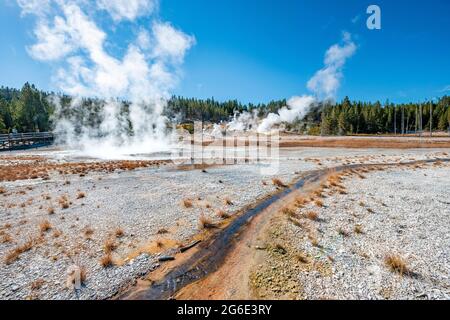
[229, 32, 357, 133]
[17, 0, 195, 158]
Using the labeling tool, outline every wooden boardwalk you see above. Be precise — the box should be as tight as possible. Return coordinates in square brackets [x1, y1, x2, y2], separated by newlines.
[0, 132, 54, 151]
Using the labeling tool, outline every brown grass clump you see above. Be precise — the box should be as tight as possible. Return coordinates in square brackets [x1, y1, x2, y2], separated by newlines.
[384, 253, 408, 275]
[199, 215, 215, 229]
[30, 279, 45, 291]
[58, 195, 70, 209]
[0, 187, 6, 194]
[103, 238, 117, 254]
[306, 211, 319, 221]
[314, 199, 324, 207]
[281, 206, 296, 217]
[47, 207, 55, 215]
[224, 197, 233, 206]
[272, 178, 287, 188]
[354, 225, 364, 234]
[1, 233, 13, 244]
[294, 196, 308, 207]
[359, 201, 365, 207]
[216, 210, 230, 219]
[157, 228, 168, 235]
[4, 238, 34, 264]
[115, 228, 124, 238]
[182, 199, 193, 208]
[76, 191, 86, 199]
[83, 227, 94, 239]
[52, 229, 62, 238]
[100, 254, 114, 268]
[39, 220, 52, 233]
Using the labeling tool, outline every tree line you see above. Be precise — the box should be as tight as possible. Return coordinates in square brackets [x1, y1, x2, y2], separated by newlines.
[1, 83, 449, 135]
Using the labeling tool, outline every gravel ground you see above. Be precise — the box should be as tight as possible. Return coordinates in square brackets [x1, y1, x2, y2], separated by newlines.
[254, 161, 450, 300]
[0, 147, 448, 300]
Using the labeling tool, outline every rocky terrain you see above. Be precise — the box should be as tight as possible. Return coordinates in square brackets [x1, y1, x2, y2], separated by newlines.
[251, 161, 450, 300]
[0, 146, 448, 300]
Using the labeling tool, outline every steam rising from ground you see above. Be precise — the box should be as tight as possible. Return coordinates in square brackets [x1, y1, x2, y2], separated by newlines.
[229, 32, 357, 133]
[18, 0, 195, 158]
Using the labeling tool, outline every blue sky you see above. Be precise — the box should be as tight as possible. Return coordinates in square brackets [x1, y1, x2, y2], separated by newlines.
[1, 0, 449, 104]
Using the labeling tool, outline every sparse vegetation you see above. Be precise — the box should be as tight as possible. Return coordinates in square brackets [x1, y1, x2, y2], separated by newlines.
[115, 228, 124, 238]
[199, 215, 215, 229]
[314, 199, 324, 207]
[384, 253, 408, 275]
[39, 220, 52, 233]
[47, 207, 55, 215]
[5, 238, 34, 264]
[58, 195, 70, 209]
[76, 191, 86, 199]
[157, 228, 169, 235]
[103, 238, 117, 254]
[100, 254, 114, 268]
[224, 197, 233, 206]
[272, 178, 287, 188]
[354, 225, 364, 234]
[1, 233, 12, 244]
[83, 227, 94, 239]
[306, 211, 319, 221]
[30, 279, 45, 291]
[216, 210, 230, 219]
[182, 199, 193, 208]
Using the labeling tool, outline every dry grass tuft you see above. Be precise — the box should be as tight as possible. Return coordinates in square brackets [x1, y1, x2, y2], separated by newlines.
[182, 199, 193, 208]
[1, 233, 13, 244]
[199, 215, 215, 229]
[83, 227, 94, 239]
[47, 207, 55, 215]
[354, 225, 364, 234]
[216, 210, 230, 219]
[294, 196, 308, 207]
[272, 178, 287, 188]
[305, 211, 319, 221]
[39, 220, 52, 233]
[115, 228, 124, 238]
[5, 238, 34, 264]
[384, 253, 408, 275]
[281, 206, 296, 217]
[157, 228, 169, 235]
[103, 238, 117, 254]
[58, 195, 70, 209]
[100, 254, 114, 268]
[224, 197, 233, 206]
[314, 199, 324, 207]
[0, 187, 6, 194]
[30, 279, 45, 291]
[76, 191, 86, 199]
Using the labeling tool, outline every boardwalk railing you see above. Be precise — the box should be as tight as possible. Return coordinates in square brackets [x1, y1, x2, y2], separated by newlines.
[0, 132, 54, 151]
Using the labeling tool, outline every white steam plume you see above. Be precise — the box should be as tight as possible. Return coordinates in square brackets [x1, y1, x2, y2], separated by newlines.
[227, 32, 356, 133]
[307, 31, 356, 99]
[257, 95, 316, 133]
[17, 0, 195, 159]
